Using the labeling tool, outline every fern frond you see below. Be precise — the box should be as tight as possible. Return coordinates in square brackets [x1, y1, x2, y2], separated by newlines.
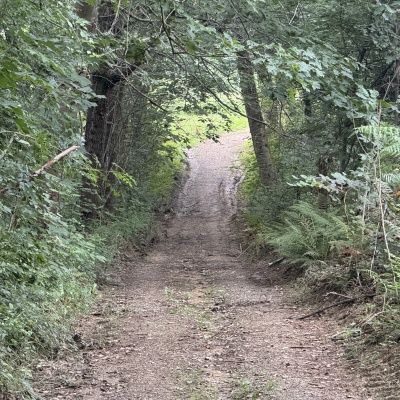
[266, 201, 355, 265]
[386, 220, 400, 241]
[382, 143, 400, 157]
[382, 173, 400, 185]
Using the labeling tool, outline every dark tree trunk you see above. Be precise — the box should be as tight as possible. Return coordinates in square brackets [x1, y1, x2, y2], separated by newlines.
[82, 73, 121, 218]
[80, 1, 136, 219]
[237, 50, 276, 186]
[303, 94, 312, 117]
[76, 2, 95, 23]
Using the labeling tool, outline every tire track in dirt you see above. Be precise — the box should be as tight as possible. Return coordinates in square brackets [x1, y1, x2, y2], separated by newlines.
[36, 130, 374, 399]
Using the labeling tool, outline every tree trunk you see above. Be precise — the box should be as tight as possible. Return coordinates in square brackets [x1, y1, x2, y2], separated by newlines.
[316, 156, 331, 211]
[338, 118, 356, 173]
[303, 93, 312, 117]
[393, 59, 400, 125]
[79, 1, 136, 219]
[82, 72, 125, 218]
[77, 2, 95, 23]
[237, 50, 276, 186]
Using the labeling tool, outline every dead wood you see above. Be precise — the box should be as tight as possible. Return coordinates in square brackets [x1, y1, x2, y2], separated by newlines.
[31, 145, 80, 178]
[0, 145, 80, 196]
[298, 293, 375, 320]
[267, 257, 285, 267]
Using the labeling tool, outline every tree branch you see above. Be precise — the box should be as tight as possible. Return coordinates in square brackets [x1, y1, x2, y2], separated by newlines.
[0, 146, 80, 196]
[31, 145, 80, 178]
[298, 293, 375, 320]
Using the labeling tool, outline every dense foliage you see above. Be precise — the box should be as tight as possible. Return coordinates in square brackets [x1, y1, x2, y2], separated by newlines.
[238, 2, 400, 379]
[0, 0, 104, 392]
[0, 0, 399, 396]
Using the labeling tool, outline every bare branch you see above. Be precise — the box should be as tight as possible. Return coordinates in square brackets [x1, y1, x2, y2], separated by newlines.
[31, 145, 80, 178]
[0, 145, 80, 197]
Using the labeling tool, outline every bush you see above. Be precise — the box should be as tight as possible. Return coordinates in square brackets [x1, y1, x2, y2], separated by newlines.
[0, 213, 103, 394]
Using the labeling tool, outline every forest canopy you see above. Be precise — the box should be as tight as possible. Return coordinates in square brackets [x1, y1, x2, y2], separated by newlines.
[0, 0, 399, 396]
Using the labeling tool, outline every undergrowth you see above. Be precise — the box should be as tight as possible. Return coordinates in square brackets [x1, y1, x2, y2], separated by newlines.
[239, 123, 400, 398]
[239, 140, 299, 255]
[0, 191, 104, 395]
[265, 201, 364, 265]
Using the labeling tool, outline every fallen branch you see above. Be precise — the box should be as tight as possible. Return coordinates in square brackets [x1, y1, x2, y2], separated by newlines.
[267, 257, 285, 267]
[31, 145, 80, 178]
[325, 291, 353, 300]
[298, 293, 375, 320]
[0, 146, 80, 196]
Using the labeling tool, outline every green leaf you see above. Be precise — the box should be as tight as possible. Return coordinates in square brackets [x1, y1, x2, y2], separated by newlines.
[184, 40, 198, 54]
[15, 139, 30, 146]
[14, 118, 30, 134]
[0, 73, 13, 88]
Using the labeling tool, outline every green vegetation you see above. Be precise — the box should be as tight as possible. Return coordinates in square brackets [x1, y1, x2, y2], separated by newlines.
[164, 287, 217, 332]
[1, 0, 400, 397]
[266, 202, 356, 265]
[232, 377, 275, 399]
[171, 96, 248, 146]
[175, 370, 217, 400]
[0, 4, 235, 389]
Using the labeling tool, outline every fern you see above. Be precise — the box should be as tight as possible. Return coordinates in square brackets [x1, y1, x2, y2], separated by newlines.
[386, 221, 400, 241]
[266, 201, 356, 265]
[382, 143, 400, 157]
[382, 172, 400, 185]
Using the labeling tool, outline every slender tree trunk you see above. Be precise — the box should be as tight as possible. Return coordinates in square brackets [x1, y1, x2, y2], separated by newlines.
[393, 24, 400, 124]
[82, 73, 125, 218]
[303, 93, 312, 117]
[393, 59, 400, 125]
[237, 50, 276, 186]
[316, 156, 331, 211]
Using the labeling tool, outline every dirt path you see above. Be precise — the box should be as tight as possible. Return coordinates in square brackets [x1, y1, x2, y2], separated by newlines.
[36, 130, 373, 399]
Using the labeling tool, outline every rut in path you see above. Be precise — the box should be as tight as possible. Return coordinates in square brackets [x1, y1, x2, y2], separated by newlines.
[37, 130, 371, 400]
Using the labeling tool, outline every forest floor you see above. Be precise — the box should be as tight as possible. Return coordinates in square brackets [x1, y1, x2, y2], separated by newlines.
[35, 130, 376, 399]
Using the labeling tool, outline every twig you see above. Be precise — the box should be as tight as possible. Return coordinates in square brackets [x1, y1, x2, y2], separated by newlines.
[237, 244, 251, 258]
[108, 0, 121, 34]
[30, 145, 80, 178]
[324, 291, 353, 300]
[298, 293, 375, 320]
[0, 145, 80, 196]
[360, 311, 385, 326]
[267, 257, 285, 267]
[289, 2, 301, 25]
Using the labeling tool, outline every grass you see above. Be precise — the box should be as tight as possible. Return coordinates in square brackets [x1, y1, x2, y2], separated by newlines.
[175, 370, 217, 400]
[170, 96, 248, 148]
[232, 377, 276, 399]
[164, 287, 217, 332]
[204, 288, 225, 302]
[177, 370, 276, 400]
